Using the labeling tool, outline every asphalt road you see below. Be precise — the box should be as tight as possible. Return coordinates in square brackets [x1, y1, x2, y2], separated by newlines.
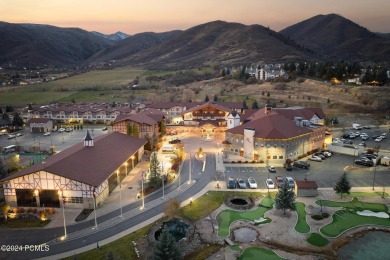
[0, 153, 214, 259]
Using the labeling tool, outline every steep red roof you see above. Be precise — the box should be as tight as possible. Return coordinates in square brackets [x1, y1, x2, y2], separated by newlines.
[182, 102, 233, 114]
[0, 132, 146, 187]
[295, 180, 318, 189]
[112, 108, 164, 125]
[226, 113, 312, 139]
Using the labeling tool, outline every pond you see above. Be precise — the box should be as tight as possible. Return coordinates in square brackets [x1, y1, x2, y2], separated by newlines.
[338, 231, 390, 259]
[154, 218, 189, 242]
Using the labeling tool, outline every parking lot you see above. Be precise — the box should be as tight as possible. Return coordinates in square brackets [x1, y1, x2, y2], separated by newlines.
[221, 153, 390, 190]
[0, 126, 108, 153]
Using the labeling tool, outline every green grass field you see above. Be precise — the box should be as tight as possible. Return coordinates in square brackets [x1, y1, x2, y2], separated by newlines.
[307, 232, 329, 247]
[238, 247, 283, 260]
[181, 191, 263, 222]
[0, 67, 215, 106]
[315, 197, 388, 212]
[320, 209, 390, 238]
[295, 202, 310, 233]
[216, 197, 274, 237]
[344, 192, 389, 198]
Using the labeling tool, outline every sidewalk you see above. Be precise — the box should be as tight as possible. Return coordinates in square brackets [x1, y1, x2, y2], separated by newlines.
[46, 160, 149, 228]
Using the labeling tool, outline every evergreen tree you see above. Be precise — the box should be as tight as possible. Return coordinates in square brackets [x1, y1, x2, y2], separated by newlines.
[12, 112, 24, 128]
[275, 182, 296, 214]
[242, 100, 248, 109]
[205, 95, 209, 102]
[213, 94, 218, 102]
[132, 123, 139, 138]
[154, 225, 182, 260]
[5, 105, 14, 113]
[126, 123, 133, 136]
[148, 152, 161, 188]
[2, 113, 10, 123]
[251, 99, 259, 109]
[334, 172, 351, 198]
[159, 121, 166, 136]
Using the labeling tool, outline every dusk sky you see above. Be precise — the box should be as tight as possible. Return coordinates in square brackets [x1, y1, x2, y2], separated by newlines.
[1, 0, 389, 34]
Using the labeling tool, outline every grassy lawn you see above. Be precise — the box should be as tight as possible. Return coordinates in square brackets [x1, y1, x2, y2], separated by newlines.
[344, 192, 388, 198]
[315, 197, 388, 212]
[216, 197, 274, 237]
[181, 191, 263, 222]
[320, 209, 390, 238]
[238, 247, 283, 260]
[295, 202, 310, 233]
[62, 221, 157, 260]
[307, 232, 329, 247]
[2, 218, 50, 228]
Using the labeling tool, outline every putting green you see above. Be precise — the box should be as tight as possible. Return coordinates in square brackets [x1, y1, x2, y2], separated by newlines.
[295, 202, 310, 233]
[238, 247, 282, 260]
[216, 197, 274, 237]
[315, 197, 388, 212]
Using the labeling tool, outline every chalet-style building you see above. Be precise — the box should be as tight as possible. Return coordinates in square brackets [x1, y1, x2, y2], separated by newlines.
[295, 180, 318, 197]
[224, 105, 327, 165]
[0, 131, 146, 209]
[26, 118, 53, 133]
[111, 108, 165, 139]
[23, 103, 134, 124]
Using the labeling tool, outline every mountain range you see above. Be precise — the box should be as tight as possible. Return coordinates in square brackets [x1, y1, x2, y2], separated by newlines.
[0, 14, 389, 69]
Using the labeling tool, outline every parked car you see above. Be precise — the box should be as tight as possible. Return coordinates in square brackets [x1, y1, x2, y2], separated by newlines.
[363, 126, 371, 129]
[293, 161, 310, 169]
[314, 153, 326, 160]
[43, 132, 51, 136]
[284, 164, 293, 171]
[274, 176, 284, 188]
[59, 128, 65, 132]
[16, 132, 23, 137]
[285, 177, 295, 189]
[358, 142, 366, 146]
[248, 177, 258, 189]
[102, 127, 108, 131]
[375, 137, 383, 142]
[169, 137, 181, 144]
[361, 154, 377, 160]
[322, 151, 332, 157]
[265, 179, 275, 189]
[309, 156, 322, 162]
[227, 177, 236, 189]
[237, 178, 247, 189]
[65, 128, 73, 132]
[267, 166, 276, 173]
[7, 134, 16, 139]
[354, 159, 374, 167]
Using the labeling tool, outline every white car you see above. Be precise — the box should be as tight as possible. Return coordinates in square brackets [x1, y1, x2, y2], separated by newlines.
[265, 179, 275, 189]
[59, 128, 65, 132]
[358, 142, 365, 146]
[309, 156, 322, 162]
[285, 177, 295, 189]
[43, 132, 51, 136]
[248, 177, 258, 189]
[375, 137, 382, 142]
[16, 133, 23, 137]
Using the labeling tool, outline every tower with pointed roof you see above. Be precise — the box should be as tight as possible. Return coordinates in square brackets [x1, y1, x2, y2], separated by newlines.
[84, 130, 94, 147]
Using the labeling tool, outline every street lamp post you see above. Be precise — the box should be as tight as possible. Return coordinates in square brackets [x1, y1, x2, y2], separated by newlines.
[141, 171, 145, 209]
[93, 189, 98, 229]
[161, 162, 165, 199]
[116, 170, 123, 217]
[188, 153, 191, 184]
[58, 190, 67, 238]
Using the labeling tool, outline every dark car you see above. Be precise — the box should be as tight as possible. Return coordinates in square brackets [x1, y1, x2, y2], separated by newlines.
[315, 153, 326, 160]
[284, 164, 293, 171]
[102, 127, 108, 131]
[227, 177, 236, 189]
[354, 159, 374, 167]
[293, 161, 310, 169]
[360, 154, 377, 160]
[275, 176, 285, 188]
[169, 138, 181, 144]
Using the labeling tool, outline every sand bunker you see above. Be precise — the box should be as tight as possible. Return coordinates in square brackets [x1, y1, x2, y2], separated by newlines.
[356, 210, 389, 218]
